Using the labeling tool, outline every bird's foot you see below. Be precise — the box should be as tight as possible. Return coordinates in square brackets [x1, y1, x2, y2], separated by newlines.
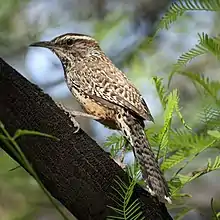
[114, 157, 127, 169]
[67, 110, 100, 120]
[56, 102, 81, 133]
[70, 117, 81, 133]
[56, 102, 100, 120]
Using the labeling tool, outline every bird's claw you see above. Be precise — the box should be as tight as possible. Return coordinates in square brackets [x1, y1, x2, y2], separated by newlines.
[56, 102, 81, 133]
[114, 157, 127, 169]
[71, 117, 80, 133]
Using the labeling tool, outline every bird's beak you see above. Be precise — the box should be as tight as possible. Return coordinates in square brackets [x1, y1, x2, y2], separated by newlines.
[29, 41, 54, 49]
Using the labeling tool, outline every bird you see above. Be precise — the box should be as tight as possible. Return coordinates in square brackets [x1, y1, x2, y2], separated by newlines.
[30, 33, 171, 204]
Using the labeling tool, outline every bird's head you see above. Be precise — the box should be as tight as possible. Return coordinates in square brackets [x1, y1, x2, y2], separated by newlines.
[30, 33, 103, 69]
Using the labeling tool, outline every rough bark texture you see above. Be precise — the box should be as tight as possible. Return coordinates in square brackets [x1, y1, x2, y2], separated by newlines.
[0, 58, 173, 220]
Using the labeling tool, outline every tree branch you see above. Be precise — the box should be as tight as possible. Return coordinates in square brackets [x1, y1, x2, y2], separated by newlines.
[0, 58, 173, 220]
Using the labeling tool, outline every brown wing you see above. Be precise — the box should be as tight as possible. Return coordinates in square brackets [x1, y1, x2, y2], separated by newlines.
[79, 60, 154, 122]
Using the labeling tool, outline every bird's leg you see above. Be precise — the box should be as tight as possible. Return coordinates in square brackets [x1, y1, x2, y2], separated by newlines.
[67, 110, 100, 120]
[114, 138, 128, 169]
[56, 102, 81, 133]
[56, 102, 100, 120]
[56, 102, 101, 133]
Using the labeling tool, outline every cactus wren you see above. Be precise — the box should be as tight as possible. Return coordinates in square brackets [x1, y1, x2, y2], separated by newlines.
[30, 33, 171, 204]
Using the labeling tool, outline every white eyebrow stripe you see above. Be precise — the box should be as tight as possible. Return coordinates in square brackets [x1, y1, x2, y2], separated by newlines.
[64, 35, 97, 42]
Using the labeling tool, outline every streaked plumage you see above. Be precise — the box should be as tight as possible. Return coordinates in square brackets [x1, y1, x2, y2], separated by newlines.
[30, 33, 171, 203]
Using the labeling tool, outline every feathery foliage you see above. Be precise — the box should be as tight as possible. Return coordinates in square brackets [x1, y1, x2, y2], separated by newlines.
[161, 129, 216, 172]
[158, 1, 220, 217]
[154, 82, 191, 160]
[107, 168, 144, 220]
[211, 198, 220, 219]
[159, 0, 220, 30]
[171, 154, 220, 194]
[103, 133, 127, 157]
[199, 105, 220, 130]
[170, 71, 220, 101]
[106, 75, 220, 218]
[153, 76, 168, 109]
[168, 33, 220, 86]
[173, 207, 193, 220]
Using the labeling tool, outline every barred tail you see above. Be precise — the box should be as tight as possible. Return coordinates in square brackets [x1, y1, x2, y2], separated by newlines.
[130, 124, 171, 204]
[116, 110, 171, 204]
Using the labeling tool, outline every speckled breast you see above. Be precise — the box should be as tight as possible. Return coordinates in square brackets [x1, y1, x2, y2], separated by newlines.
[70, 86, 118, 130]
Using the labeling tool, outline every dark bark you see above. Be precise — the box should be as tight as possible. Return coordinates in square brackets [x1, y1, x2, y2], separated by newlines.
[0, 58, 173, 220]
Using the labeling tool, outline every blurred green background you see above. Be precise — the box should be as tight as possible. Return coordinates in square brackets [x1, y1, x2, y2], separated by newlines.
[0, 0, 220, 219]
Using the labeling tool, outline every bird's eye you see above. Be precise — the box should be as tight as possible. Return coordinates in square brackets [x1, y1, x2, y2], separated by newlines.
[66, 39, 74, 46]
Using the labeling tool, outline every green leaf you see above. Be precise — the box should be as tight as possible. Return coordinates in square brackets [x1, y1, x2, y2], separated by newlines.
[159, 0, 220, 30]
[199, 33, 220, 59]
[172, 155, 220, 195]
[208, 130, 220, 139]
[161, 149, 186, 170]
[107, 174, 144, 220]
[0, 121, 70, 220]
[0, 120, 5, 129]
[174, 207, 192, 220]
[158, 90, 178, 153]
[156, 88, 190, 161]
[153, 76, 168, 109]
[161, 129, 215, 171]
[170, 71, 220, 101]
[168, 33, 220, 86]
[172, 136, 216, 179]
[199, 105, 220, 130]
[13, 129, 59, 141]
